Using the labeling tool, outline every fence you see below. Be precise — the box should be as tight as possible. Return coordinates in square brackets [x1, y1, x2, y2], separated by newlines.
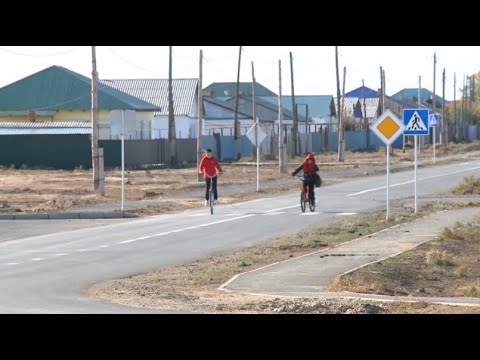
[2, 126, 480, 169]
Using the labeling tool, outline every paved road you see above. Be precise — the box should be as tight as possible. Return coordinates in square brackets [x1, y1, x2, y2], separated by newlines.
[0, 160, 479, 313]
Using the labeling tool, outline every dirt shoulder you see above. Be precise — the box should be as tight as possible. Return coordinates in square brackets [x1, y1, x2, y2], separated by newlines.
[88, 201, 480, 314]
[331, 215, 480, 299]
[1, 141, 479, 215]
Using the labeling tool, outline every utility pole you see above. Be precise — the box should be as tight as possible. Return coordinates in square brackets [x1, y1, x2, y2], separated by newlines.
[382, 69, 386, 112]
[339, 66, 346, 162]
[234, 46, 242, 160]
[454, 73, 457, 142]
[197, 49, 203, 182]
[433, 52, 437, 146]
[469, 75, 474, 125]
[278, 59, 286, 173]
[442, 68, 447, 146]
[290, 51, 297, 157]
[335, 46, 343, 162]
[461, 75, 465, 142]
[379, 66, 383, 114]
[252, 62, 259, 192]
[168, 46, 177, 167]
[91, 46, 103, 195]
[363, 79, 369, 150]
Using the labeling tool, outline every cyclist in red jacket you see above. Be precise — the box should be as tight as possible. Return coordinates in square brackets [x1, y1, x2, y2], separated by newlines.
[199, 148, 224, 206]
[292, 152, 319, 204]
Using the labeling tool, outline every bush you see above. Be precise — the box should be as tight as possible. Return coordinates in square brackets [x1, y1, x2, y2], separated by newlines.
[452, 176, 480, 195]
[426, 250, 455, 266]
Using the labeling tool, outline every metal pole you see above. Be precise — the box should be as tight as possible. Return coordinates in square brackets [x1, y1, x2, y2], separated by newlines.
[255, 133, 259, 193]
[278, 60, 286, 173]
[121, 110, 125, 212]
[433, 126, 436, 165]
[414, 135, 418, 213]
[386, 144, 390, 221]
[252, 62, 259, 192]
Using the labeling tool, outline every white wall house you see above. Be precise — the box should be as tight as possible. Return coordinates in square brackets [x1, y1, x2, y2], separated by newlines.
[102, 79, 199, 139]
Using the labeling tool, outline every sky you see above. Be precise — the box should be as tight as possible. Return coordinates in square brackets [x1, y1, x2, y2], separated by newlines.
[1, 46, 479, 101]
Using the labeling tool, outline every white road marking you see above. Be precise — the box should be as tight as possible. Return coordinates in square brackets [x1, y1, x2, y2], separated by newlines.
[75, 249, 89, 252]
[31, 258, 44, 261]
[262, 212, 286, 216]
[54, 253, 67, 256]
[263, 205, 298, 213]
[459, 162, 469, 166]
[300, 212, 320, 216]
[97, 245, 109, 248]
[347, 165, 480, 196]
[6, 262, 18, 266]
[117, 214, 255, 244]
[337, 212, 357, 216]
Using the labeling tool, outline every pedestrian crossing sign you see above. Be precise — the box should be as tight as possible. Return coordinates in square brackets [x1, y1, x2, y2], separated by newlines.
[403, 109, 429, 135]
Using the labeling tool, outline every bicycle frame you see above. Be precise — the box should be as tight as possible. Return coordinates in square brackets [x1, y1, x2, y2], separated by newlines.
[206, 173, 217, 215]
[298, 174, 315, 213]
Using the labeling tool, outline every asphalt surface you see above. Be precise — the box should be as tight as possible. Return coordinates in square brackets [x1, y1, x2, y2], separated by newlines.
[0, 159, 479, 313]
[221, 207, 480, 304]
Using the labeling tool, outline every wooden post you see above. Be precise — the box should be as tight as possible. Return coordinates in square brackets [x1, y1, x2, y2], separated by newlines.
[197, 50, 203, 181]
[168, 46, 177, 167]
[278, 59, 286, 173]
[91, 46, 100, 192]
[335, 46, 342, 162]
[338, 65, 346, 162]
[442, 68, 447, 146]
[234, 46, 242, 160]
[290, 51, 297, 157]
[454, 73, 457, 142]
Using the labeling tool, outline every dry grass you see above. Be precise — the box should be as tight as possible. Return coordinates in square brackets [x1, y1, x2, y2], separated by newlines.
[452, 176, 480, 195]
[332, 213, 480, 298]
[425, 250, 455, 266]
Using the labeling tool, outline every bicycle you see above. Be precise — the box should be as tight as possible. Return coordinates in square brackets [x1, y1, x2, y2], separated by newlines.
[206, 173, 218, 215]
[298, 174, 315, 213]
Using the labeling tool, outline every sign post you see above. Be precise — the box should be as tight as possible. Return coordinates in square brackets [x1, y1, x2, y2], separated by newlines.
[246, 119, 267, 192]
[110, 110, 136, 212]
[370, 110, 405, 221]
[429, 113, 439, 165]
[404, 109, 430, 213]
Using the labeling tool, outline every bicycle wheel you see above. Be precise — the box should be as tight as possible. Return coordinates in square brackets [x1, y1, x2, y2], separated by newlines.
[300, 191, 306, 213]
[209, 189, 214, 215]
[309, 197, 315, 212]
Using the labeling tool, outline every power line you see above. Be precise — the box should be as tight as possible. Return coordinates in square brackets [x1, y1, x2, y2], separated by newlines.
[0, 47, 78, 57]
[104, 46, 160, 74]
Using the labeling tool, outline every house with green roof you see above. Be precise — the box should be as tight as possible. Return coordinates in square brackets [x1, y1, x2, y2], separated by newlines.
[0, 66, 160, 139]
[203, 82, 277, 100]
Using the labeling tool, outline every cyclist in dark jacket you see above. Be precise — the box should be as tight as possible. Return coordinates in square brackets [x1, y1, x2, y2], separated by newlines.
[292, 153, 319, 203]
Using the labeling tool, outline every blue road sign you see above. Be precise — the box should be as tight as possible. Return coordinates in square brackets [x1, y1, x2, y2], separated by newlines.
[404, 109, 429, 135]
[429, 114, 439, 128]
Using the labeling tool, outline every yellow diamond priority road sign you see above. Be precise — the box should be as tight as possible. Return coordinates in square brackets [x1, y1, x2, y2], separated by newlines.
[370, 110, 405, 146]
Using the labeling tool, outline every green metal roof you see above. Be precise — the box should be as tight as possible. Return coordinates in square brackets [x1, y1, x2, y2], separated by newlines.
[0, 66, 161, 112]
[203, 82, 277, 98]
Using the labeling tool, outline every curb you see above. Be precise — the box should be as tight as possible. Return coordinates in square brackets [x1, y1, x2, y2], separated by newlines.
[0, 212, 138, 220]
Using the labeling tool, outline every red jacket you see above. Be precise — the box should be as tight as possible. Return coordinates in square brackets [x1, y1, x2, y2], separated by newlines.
[302, 153, 317, 173]
[199, 155, 223, 178]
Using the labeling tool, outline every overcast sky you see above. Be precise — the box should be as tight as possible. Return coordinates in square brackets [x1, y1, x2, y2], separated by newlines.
[1, 46, 479, 101]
